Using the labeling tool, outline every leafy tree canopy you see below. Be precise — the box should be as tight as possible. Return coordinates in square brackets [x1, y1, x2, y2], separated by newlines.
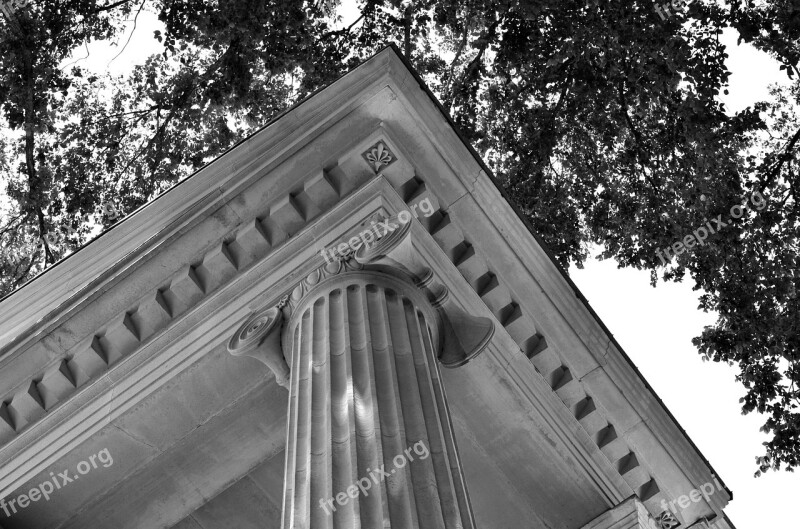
[0, 0, 798, 476]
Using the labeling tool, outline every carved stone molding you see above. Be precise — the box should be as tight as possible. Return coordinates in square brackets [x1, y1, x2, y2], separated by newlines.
[280, 258, 365, 317]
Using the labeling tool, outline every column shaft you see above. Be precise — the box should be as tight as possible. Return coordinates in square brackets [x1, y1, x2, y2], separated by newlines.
[281, 272, 472, 529]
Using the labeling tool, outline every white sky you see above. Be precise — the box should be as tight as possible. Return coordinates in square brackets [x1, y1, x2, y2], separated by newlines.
[56, 6, 800, 529]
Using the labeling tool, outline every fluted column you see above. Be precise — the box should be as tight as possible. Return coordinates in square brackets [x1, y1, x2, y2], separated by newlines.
[280, 266, 474, 529]
[229, 215, 494, 528]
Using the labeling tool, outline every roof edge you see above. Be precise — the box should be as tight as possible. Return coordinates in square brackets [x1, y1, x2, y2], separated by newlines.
[381, 43, 733, 502]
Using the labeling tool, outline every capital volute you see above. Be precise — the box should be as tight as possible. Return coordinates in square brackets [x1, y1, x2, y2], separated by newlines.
[227, 306, 290, 388]
[226, 259, 368, 388]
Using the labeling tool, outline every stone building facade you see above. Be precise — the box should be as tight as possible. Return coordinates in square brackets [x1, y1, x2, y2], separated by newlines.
[0, 46, 735, 529]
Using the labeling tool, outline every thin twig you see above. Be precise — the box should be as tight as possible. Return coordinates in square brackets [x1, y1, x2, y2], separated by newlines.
[108, 0, 147, 66]
[89, 0, 136, 15]
[763, 126, 800, 186]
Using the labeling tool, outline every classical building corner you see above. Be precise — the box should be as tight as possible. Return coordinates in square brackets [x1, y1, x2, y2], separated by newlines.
[0, 45, 735, 529]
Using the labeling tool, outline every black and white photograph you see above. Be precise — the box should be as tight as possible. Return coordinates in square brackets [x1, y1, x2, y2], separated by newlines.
[0, 1, 797, 528]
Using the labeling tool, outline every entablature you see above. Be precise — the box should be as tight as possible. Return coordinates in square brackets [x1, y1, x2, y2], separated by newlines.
[0, 46, 732, 529]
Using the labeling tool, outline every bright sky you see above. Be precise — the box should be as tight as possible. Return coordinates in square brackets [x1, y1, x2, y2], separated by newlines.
[58, 6, 799, 529]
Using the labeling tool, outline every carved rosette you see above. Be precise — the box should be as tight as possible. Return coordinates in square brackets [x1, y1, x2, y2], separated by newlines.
[654, 510, 681, 529]
[361, 141, 395, 173]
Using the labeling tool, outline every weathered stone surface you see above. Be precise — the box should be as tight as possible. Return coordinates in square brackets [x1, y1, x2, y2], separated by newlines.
[37, 360, 76, 410]
[8, 381, 45, 430]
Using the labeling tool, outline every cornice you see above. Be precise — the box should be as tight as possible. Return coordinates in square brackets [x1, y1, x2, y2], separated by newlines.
[0, 107, 405, 446]
[0, 172, 618, 512]
[0, 174, 381, 497]
[383, 51, 732, 518]
[0, 46, 731, 525]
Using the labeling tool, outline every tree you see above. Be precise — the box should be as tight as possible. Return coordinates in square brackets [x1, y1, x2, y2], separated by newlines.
[0, 0, 797, 475]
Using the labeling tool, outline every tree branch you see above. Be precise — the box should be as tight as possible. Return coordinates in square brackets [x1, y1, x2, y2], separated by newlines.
[108, 0, 147, 65]
[89, 0, 136, 15]
[442, 14, 470, 100]
[108, 42, 238, 188]
[763, 126, 800, 186]
[403, 3, 412, 61]
[0, 215, 22, 238]
[11, 247, 39, 289]
[617, 77, 657, 181]
[320, 2, 367, 39]
[18, 30, 55, 266]
[444, 15, 503, 111]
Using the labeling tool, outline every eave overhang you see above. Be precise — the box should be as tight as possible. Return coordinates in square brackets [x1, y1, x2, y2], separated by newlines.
[0, 45, 734, 529]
